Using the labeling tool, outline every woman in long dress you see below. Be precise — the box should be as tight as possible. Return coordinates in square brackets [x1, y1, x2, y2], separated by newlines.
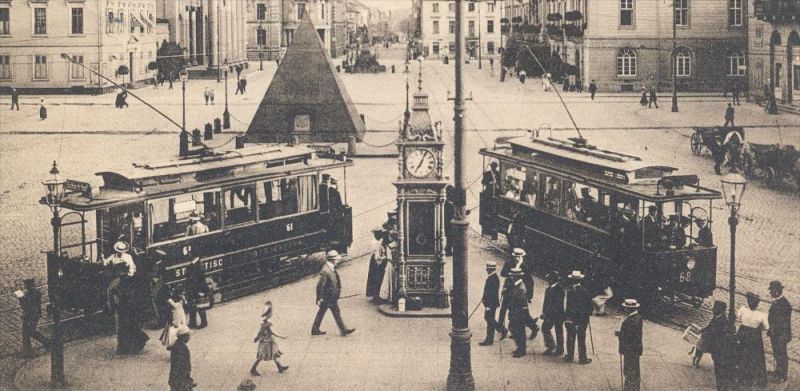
[378, 239, 398, 303]
[250, 301, 288, 376]
[736, 292, 769, 387]
[366, 228, 388, 301]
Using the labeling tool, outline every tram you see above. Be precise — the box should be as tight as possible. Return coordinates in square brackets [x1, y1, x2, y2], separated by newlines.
[45, 142, 353, 314]
[479, 133, 722, 306]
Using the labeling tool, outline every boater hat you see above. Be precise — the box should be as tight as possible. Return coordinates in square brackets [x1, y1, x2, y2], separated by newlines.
[326, 250, 342, 262]
[508, 268, 524, 277]
[189, 212, 201, 222]
[568, 270, 584, 280]
[622, 299, 640, 308]
[512, 248, 526, 257]
[176, 325, 192, 336]
[485, 261, 497, 268]
[113, 241, 129, 253]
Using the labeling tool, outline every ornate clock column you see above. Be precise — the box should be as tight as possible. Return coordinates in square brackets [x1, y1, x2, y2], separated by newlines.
[392, 67, 449, 309]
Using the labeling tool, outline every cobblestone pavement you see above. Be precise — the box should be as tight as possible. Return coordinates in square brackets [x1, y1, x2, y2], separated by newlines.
[0, 53, 798, 365]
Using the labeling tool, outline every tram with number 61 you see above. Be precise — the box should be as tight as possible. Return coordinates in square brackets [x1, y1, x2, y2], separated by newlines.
[43, 141, 353, 316]
[479, 133, 722, 307]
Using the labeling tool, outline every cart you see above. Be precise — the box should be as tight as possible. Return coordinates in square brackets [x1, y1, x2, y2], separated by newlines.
[743, 142, 800, 190]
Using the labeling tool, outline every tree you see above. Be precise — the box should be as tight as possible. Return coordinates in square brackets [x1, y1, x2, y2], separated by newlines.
[156, 40, 186, 81]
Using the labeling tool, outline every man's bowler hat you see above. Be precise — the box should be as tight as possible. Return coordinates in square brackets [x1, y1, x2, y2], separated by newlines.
[769, 280, 784, 291]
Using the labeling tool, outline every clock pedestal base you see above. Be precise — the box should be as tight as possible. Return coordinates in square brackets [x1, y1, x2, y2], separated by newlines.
[377, 303, 451, 318]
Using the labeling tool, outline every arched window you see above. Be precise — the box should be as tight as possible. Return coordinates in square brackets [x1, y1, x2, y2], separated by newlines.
[616, 48, 636, 76]
[727, 50, 745, 76]
[675, 47, 691, 77]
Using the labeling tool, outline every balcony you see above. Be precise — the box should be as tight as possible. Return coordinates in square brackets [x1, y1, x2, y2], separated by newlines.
[546, 24, 563, 38]
[754, 0, 800, 21]
[564, 24, 583, 41]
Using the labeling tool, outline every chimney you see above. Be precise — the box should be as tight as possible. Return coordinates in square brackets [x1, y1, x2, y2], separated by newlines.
[179, 131, 189, 157]
[235, 135, 246, 149]
[192, 128, 202, 146]
[204, 123, 213, 140]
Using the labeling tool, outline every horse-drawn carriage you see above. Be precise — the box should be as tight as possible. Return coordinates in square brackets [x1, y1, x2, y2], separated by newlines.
[691, 127, 746, 172]
[743, 143, 800, 190]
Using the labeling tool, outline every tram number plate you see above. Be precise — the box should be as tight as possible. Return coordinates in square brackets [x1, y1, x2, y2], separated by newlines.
[286, 223, 294, 232]
[680, 271, 692, 283]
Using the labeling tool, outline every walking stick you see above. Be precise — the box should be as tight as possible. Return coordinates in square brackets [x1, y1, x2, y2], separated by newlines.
[588, 321, 595, 355]
[468, 301, 482, 320]
[619, 354, 624, 391]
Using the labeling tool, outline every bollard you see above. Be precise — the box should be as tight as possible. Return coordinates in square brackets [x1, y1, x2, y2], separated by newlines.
[192, 128, 202, 146]
[204, 123, 213, 140]
[179, 130, 189, 157]
[213, 118, 222, 133]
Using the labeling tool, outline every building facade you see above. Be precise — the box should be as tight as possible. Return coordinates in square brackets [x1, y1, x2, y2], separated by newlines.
[539, 0, 748, 92]
[0, 0, 166, 92]
[748, 0, 800, 106]
[419, 0, 503, 59]
[156, 0, 248, 72]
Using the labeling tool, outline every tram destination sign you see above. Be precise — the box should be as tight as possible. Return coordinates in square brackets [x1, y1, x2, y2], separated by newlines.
[64, 180, 93, 197]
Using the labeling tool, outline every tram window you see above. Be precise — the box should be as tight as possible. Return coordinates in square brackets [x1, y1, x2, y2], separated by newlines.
[149, 190, 221, 243]
[256, 175, 318, 220]
[541, 175, 562, 214]
[501, 163, 526, 201]
[224, 185, 257, 226]
[564, 183, 609, 230]
[521, 170, 539, 206]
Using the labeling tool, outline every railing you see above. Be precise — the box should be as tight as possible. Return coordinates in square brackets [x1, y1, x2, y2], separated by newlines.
[754, 0, 800, 20]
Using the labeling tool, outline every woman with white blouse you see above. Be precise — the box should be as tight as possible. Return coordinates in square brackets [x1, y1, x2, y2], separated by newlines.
[736, 292, 769, 387]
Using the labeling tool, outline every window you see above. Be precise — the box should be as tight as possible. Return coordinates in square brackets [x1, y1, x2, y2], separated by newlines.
[256, 3, 267, 20]
[297, 2, 306, 19]
[118, 11, 124, 33]
[321, 3, 325, 20]
[149, 190, 222, 243]
[449, 20, 455, 34]
[674, 0, 688, 26]
[728, 0, 742, 26]
[488, 2, 495, 13]
[433, 20, 440, 34]
[675, 48, 691, 77]
[487, 41, 495, 54]
[257, 28, 267, 45]
[616, 48, 636, 76]
[71, 8, 84, 34]
[34, 8, 47, 35]
[541, 175, 562, 213]
[34, 55, 47, 79]
[620, 0, 633, 27]
[432, 3, 439, 13]
[468, 2, 475, 12]
[70, 55, 85, 79]
[0, 8, 9, 35]
[487, 20, 494, 33]
[468, 20, 475, 36]
[224, 185, 257, 226]
[256, 175, 317, 220]
[563, 182, 610, 230]
[449, 3, 455, 12]
[432, 41, 440, 55]
[0, 55, 10, 79]
[727, 51, 745, 76]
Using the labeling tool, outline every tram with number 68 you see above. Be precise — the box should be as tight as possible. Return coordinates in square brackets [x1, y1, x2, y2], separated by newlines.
[479, 133, 722, 307]
[43, 142, 353, 316]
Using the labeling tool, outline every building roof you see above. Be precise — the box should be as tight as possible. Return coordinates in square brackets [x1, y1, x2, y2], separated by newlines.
[246, 13, 366, 144]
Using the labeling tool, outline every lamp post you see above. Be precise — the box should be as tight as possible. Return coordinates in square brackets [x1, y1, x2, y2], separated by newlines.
[671, 0, 679, 112]
[180, 69, 188, 135]
[223, 59, 231, 129]
[720, 173, 747, 327]
[42, 161, 66, 388]
[446, 1, 475, 390]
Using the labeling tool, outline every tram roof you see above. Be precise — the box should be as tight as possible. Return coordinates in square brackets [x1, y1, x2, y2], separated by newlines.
[481, 136, 722, 202]
[60, 144, 352, 211]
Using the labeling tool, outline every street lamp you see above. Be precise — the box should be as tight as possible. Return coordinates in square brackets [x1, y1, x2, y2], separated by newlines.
[720, 173, 746, 327]
[42, 161, 66, 388]
[223, 59, 231, 129]
[180, 69, 188, 135]
[671, 0, 679, 112]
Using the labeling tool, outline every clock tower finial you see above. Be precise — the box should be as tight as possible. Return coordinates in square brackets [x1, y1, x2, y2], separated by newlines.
[404, 77, 411, 126]
[418, 60, 423, 92]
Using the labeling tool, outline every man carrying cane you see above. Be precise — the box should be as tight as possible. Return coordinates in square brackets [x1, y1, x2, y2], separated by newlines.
[479, 261, 501, 346]
[616, 299, 643, 391]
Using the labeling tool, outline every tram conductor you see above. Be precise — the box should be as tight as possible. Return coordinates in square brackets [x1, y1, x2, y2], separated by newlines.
[481, 162, 501, 239]
[616, 299, 643, 391]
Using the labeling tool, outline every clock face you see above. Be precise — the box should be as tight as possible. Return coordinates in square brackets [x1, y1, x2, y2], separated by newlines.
[405, 149, 437, 178]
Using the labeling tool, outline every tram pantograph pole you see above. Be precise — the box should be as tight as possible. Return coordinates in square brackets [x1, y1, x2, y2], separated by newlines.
[446, 0, 475, 390]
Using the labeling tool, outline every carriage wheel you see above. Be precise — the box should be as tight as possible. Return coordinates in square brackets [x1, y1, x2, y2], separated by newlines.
[690, 133, 703, 155]
[766, 167, 778, 188]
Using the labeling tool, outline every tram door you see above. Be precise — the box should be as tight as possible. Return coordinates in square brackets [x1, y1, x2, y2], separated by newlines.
[98, 203, 146, 258]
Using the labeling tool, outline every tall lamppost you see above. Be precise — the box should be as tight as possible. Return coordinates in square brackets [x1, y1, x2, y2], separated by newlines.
[671, 0, 679, 112]
[222, 59, 231, 129]
[180, 69, 188, 135]
[446, 0, 475, 389]
[41, 161, 66, 388]
[720, 173, 747, 327]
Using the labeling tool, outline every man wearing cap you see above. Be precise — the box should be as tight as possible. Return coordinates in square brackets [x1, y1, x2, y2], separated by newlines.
[479, 261, 501, 346]
[540, 271, 565, 356]
[695, 218, 713, 247]
[507, 268, 529, 357]
[319, 174, 331, 211]
[328, 177, 347, 254]
[17, 278, 50, 358]
[767, 280, 791, 383]
[168, 325, 195, 391]
[616, 299, 643, 391]
[105, 241, 136, 277]
[564, 270, 593, 364]
[311, 250, 355, 336]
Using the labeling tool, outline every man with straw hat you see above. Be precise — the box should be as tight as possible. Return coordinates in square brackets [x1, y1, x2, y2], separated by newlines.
[311, 250, 355, 336]
[479, 261, 501, 346]
[616, 299, 643, 391]
[564, 270, 593, 364]
[104, 241, 136, 277]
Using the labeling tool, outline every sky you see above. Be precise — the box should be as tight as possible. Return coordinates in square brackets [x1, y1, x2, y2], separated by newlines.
[360, 0, 413, 12]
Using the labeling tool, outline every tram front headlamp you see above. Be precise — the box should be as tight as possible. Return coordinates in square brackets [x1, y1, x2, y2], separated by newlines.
[686, 258, 696, 271]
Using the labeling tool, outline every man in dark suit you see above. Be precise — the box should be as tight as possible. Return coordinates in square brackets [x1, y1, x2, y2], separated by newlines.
[18, 278, 50, 358]
[311, 250, 355, 336]
[168, 325, 194, 391]
[497, 248, 537, 340]
[767, 280, 791, 383]
[481, 162, 500, 196]
[328, 178, 347, 254]
[642, 206, 660, 249]
[564, 270, 593, 364]
[479, 261, 501, 346]
[540, 271, 565, 356]
[507, 268, 529, 357]
[481, 162, 501, 239]
[616, 299, 643, 391]
[318, 174, 330, 211]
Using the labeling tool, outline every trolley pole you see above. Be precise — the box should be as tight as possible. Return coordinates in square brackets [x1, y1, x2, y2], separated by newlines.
[671, 0, 679, 112]
[728, 210, 738, 327]
[446, 1, 475, 390]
